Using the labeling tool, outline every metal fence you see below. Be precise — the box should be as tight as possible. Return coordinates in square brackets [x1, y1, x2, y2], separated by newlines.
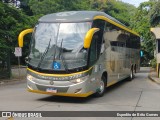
[0, 47, 11, 79]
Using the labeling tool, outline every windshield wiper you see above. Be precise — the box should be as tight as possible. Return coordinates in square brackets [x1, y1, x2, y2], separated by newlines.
[58, 39, 70, 73]
[37, 39, 51, 69]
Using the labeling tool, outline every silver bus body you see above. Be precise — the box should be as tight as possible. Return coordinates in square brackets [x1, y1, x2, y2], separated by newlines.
[19, 11, 140, 97]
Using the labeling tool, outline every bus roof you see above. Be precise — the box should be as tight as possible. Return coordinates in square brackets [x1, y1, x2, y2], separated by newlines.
[39, 11, 139, 36]
[39, 11, 123, 24]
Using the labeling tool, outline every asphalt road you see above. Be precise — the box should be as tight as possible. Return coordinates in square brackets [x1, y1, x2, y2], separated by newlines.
[0, 67, 160, 120]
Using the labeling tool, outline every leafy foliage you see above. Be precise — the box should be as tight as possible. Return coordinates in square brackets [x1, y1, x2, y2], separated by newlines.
[28, 0, 91, 15]
[130, 0, 160, 65]
[0, 2, 37, 64]
[149, 0, 160, 27]
[90, 0, 136, 26]
[28, 0, 136, 26]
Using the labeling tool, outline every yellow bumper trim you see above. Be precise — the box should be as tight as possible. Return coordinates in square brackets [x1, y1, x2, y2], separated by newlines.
[28, 89, 93, 97]
[107, 80, 117, 87]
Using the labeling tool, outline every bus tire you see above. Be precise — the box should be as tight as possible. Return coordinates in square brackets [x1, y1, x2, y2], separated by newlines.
[94, 75, 106, 97]
[128, 68, 134, 81]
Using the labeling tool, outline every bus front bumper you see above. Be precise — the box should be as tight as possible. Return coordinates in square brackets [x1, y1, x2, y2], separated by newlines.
[27, 75, 95, 97]
[27, 88, 93, 97]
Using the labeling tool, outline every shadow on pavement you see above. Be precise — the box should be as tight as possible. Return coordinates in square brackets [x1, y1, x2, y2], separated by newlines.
[37, 95, 94, 104]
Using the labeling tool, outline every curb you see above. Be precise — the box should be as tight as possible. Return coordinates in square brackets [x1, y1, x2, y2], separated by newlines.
[148, 73, 160, 85]
[0, 78, 26, 86]
[11, 66, 27, 69]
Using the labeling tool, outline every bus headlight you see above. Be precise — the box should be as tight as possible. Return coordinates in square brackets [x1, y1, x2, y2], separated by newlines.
[70, 75, 89, 84]
[27, 74, 34, 81]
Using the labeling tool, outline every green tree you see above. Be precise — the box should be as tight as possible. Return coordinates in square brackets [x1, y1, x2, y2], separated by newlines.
[28, 0, 136, 27]
[20, 0, 33, 16]
[28, 0, 91, 15]
[131, 0, 157, 65]
[149, 0, 160, 27]
[90, 0, 136, 26]
[0, 2, 37, 64]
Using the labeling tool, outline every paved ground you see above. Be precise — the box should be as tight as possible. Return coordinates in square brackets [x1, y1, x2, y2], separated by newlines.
[0, 67, 160, 120]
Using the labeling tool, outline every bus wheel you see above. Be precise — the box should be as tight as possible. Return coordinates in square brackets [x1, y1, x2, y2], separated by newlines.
[128, 69, 134, 81]
[95, 75, 106, 97]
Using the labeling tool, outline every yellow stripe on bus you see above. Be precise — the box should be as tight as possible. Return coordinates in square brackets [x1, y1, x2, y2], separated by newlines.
[27, 67, 93, 77]
[94, 16, 139, 36]
[107, 80, 117, 87]
[28, 89, 93, 97]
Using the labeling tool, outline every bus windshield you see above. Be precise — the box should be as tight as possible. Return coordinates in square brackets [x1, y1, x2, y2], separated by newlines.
[29, 22, 91, 71]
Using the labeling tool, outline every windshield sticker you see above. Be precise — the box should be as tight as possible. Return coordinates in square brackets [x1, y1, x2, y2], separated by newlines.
[52, 62, 61, 70]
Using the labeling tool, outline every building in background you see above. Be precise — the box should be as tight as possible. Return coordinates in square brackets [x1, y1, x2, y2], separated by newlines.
[151, 27, 160, 77]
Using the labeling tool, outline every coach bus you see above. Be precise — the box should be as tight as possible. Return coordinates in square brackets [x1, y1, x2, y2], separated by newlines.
[18, 11, 140, 97]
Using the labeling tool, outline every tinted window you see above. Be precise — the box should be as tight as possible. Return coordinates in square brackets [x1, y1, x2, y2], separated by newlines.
[92, 19, 105, 57]
[127, 35, 140, 49]
[158, 40, 160, 53]
[89, 34, 97, 66]
[104, 21, 140, 50]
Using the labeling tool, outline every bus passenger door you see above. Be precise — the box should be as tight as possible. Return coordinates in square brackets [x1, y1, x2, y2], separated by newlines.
[88, 33, 104, 89]
[89, 19, 105, 88]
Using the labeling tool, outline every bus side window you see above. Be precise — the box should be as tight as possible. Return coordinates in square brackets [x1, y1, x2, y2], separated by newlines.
[156, 40, 160, 53]
[110, 41, 118, 51]
[128, 35, 140, 49]
[118, 42, 125, 47]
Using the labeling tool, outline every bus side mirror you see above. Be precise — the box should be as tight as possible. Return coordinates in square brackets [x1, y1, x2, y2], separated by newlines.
[18, 29, 33, 47]
[83, 28, 99, 49]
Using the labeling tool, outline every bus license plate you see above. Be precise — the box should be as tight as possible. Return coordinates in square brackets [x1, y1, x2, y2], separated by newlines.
[46, 88, 57, 93]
